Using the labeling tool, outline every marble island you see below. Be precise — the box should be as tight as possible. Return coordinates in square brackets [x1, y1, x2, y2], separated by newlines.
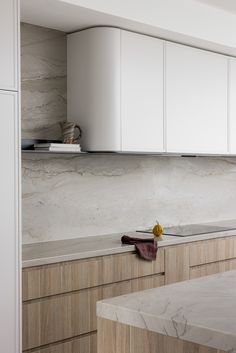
[97, 270, 236, 353]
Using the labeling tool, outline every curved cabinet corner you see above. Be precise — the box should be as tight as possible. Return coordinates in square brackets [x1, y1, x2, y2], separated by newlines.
[67, 27, 121, 152]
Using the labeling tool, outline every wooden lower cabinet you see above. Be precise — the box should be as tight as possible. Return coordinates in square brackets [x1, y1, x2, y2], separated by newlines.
[189, 237, 236, 267]
[23, 250, 164, 301]
[22, 235, 236, 353]
[164, 244, 190, 284]
[165, 237, 236, 285]
[23, 274, 164, 351]
[24, 333, 97, 353]
[190, 258, 236, 279]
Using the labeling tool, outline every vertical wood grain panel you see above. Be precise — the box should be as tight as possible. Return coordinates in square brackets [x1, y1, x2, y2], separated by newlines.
[97, 318, 226, 353]
[165, 245, 190, 284]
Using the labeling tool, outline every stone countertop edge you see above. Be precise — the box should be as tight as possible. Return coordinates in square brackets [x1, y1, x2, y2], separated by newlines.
[22, 228, 236, 268]
[96, 270, 236, 353]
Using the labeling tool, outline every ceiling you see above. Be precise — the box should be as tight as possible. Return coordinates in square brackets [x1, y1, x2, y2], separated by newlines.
[196, 0, 236, 14]
[20, 0, 236, 57]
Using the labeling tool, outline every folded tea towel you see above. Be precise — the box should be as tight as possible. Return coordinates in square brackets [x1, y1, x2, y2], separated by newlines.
[121, 235, 158, 261]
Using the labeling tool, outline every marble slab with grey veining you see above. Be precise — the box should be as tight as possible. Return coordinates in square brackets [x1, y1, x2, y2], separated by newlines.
[97, 270, 236, 352]
[22, 153, 236, 245]
[21, 22, 67, 140]
[22, 219, 236, 267]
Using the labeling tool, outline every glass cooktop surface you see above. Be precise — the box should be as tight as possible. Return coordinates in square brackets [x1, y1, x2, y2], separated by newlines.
[137, 224, 236, 237]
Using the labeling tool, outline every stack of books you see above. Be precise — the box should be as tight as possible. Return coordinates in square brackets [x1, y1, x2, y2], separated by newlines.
[34, 143, 82, 153]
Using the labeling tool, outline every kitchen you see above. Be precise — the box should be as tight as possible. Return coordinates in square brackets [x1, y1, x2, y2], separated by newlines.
[1, 0, 236, 352]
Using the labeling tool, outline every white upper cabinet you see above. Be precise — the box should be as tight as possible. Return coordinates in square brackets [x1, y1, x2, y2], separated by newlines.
[68, 28, 121, 151]
[229, 58, 236, 154]
[0, 0, 18, 90]
[68, 28, 164, 152]
[121, 31, 164, 152]
[165, 42, 228, 154]
[68, 28, 231, 155]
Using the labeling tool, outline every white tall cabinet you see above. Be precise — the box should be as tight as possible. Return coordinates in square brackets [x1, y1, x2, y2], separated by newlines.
[0, 1, 20, 353]
[165, 42, 228, 154]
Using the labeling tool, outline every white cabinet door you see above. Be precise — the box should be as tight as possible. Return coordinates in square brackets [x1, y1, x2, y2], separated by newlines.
[68, 28, 121, 152]
[166, 42, 228, 154]
[0, 0, 18, 90]
[229, 58, 236, 154]
[0, 91, 19, 353]
[121, 31, 164, 152]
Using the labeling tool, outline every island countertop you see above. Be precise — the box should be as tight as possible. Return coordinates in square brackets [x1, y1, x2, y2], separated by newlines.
[97, 269, 236, 352]
[22, 219, 236, 268]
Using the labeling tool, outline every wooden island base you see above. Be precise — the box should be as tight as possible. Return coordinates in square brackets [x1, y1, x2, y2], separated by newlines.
[97, 318, 226, 353]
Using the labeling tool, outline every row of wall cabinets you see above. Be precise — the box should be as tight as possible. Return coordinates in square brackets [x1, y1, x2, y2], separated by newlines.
[68, 28, 236, 155]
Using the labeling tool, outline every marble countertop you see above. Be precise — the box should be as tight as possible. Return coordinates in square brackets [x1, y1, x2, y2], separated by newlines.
[97, 269, 236, 352]
[22, 219, 236, 268]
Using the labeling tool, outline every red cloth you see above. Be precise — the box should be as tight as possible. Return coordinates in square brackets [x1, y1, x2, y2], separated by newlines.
[121, 235, 158, 261]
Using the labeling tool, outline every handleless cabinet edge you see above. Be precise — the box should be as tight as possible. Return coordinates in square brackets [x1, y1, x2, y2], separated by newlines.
[22, 249, 164, 301]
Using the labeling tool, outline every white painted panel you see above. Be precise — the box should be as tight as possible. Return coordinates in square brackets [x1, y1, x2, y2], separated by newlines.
[0, 91, 19, 353]
[67, 28, 121, 151]
[166, 42, 228, 154]
[20, 0, 236, 58]
[121, 31, 164, 152]
[0, 0, 17, 90]
[229, 58, 236, 154]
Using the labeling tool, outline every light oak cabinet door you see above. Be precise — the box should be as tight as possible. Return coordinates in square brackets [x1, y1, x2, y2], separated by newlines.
[0, 0, 18, 90]
[190, 258, 236, 279]
[22, 274, 164, 350]
[22, 249, 164, 301]
[166, 42, 228, 154]
[30, 333, 97, 353]
[165, 245, 190, 284]
[0, 90, 19, 353]
[121, 31, 164, 152]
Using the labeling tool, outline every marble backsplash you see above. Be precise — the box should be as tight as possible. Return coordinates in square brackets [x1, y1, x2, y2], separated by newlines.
[22, 154, 236, 243]
[21, 23, 236, 244]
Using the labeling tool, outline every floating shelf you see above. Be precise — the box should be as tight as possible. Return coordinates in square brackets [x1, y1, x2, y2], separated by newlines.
[21, 150, 87, 155]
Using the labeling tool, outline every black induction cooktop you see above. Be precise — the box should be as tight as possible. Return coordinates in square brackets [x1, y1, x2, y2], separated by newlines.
[137, 224, 236, 237]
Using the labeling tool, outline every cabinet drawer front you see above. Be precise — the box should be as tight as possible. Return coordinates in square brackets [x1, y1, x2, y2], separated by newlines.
[189, 236, 236, 266]
[23, 249, 164, 301]
[190, 258, 236, 279]
[23, 333, 97, 353]
[23, 274, 164, 350]
[23, 287, 101, 350]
